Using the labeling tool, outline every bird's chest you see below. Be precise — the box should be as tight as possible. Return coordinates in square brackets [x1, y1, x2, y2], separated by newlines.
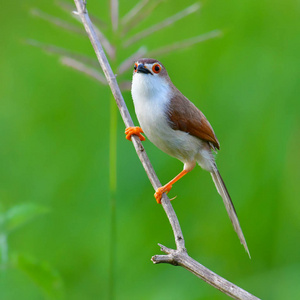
[131, 74, 202, 161]
[134, 94, 171, 147]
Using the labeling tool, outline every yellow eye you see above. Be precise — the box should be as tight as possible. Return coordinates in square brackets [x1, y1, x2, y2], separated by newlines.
[134, 63, 138, 72]
[152, 63, 161, 74]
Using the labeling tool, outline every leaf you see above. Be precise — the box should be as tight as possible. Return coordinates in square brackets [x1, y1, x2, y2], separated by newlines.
[0, 203, 49, 234]
[11, 253, 64, 299]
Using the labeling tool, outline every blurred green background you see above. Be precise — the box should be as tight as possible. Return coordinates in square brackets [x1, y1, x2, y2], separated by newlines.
[1, 0, 300, 299]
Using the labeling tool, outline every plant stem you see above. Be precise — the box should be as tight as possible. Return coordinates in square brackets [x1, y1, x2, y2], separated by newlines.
[0, 233, 8, 269]
[108, 93, 117, 300]
[108, 1, 119, 296]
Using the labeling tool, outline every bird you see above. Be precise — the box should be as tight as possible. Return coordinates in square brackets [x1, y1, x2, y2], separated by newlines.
[125, 58, 250, 257]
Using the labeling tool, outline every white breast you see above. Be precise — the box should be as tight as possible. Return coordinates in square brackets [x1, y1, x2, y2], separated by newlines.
[131, 73, 205, 165]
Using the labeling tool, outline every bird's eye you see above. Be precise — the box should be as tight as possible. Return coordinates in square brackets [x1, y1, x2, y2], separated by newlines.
[152, 64, 161, 74]
[134, 63, 138, 72]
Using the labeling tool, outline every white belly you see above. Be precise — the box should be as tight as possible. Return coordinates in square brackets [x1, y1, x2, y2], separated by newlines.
[132, 86, 202, 163]
[131, 72, 214, 171]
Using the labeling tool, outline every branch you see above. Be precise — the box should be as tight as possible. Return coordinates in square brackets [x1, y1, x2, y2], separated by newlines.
[31, 8, 85, 36]
[118, 46, 147, 75]
[148, 29, 222, 57]
[60, 56, 107, 84]
[152, 244, 257, 300]
[110, 0, 119, 32]
[121, 0, 163, 35]
[56, 0, 107, 29]
[71, 10, 115, 59]
[72, 1, 260, 299]
[121, 0, 149, 26]
[122, 2, 201, 47]
[26, 39, 99, 68]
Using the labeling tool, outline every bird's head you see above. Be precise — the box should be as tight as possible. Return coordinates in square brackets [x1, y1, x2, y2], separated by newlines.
[133, 58, 167, 76]
[132, 58, 170, 97]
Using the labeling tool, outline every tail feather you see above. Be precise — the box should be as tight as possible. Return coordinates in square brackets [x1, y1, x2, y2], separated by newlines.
[211, 166, 250, 258]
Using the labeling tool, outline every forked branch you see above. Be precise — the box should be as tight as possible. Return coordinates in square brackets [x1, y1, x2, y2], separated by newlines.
[72, 1, 260, 299]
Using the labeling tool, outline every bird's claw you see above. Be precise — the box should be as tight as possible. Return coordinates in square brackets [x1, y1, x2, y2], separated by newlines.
[125, 126, 145, 141]
[154, 185, 173, 204]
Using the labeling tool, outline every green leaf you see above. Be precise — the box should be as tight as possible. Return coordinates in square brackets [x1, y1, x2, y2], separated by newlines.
[0, 203, 49, 234]
[11, 253, 64, 299]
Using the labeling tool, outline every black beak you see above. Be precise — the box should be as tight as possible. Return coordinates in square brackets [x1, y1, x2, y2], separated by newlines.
[137, 64, 152, 75]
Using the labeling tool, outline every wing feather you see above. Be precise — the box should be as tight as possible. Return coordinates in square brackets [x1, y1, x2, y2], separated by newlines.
[167, 92, 220, 149]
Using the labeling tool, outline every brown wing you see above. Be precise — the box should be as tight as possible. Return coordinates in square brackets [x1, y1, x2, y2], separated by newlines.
[167, 92, 220, 150]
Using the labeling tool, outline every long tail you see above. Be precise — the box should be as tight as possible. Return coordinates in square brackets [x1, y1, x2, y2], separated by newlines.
[210, 165, 250, 258]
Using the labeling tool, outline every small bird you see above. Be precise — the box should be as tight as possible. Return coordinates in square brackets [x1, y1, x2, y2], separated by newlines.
[125, 58, 250, 257]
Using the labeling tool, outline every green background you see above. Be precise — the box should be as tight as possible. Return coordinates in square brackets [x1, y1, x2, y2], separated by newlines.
[1, 0, 300, 299]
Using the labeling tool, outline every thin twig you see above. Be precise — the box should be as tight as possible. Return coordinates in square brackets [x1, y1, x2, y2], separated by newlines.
[56, 0, 107, 29]
[60, 56, 107, 84]
[148, 29, 222, 57]
[0, 234, 8, 268]
[92, 25, 116, 59]
[31, 8, 85, 35]
[121, 0, 149, 26]
[71, 10, 115, 59]
[25, 39, 99, 68]
[152, 244, 257, 300]
[123, 2, 201, 47]
[119, 81, 131, 91]
[118, 46, 147, 75]
[72, 1, 260, 299]
[121, 0, 164, 36]
[110, 0, 119, 32]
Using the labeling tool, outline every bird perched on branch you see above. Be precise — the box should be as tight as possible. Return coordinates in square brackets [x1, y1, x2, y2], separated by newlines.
[125, 58, 250, 257]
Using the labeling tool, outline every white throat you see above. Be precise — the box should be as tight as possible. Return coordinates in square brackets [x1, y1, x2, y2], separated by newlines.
[131, 73, 170, 104]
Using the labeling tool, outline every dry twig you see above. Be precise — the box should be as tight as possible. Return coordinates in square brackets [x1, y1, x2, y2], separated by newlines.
[60, 56, 107, 84]
[26, 39, 99, 68]
[110, 0, 119, 32]
[123, 2, 201, 47]
[148, 29, 222, 57]
[121, 0, 149, 26]
[31, 8, 85, 35]
[72, 1, 260, 299]
[121, 0, 167, 36]
[118, 46, 147, 75]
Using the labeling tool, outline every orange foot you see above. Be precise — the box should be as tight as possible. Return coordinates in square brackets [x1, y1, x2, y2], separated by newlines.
[154, 184, 173, 204]
[125, 126, 145, 141]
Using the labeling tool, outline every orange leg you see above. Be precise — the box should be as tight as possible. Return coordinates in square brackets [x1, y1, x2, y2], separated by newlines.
[125, 126, 145, 141]
[155, 170, 189, 204]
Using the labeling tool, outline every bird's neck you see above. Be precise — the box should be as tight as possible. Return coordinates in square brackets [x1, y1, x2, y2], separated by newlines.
[131, 74, 171, 105]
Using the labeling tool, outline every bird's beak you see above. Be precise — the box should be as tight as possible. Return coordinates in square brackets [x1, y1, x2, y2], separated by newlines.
[137, 64, 152, 75]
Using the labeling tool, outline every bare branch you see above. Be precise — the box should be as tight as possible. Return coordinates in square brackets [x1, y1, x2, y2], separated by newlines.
[119, 81, 131, 91]
[56, 0, 76, 13]
[121, 0, 164, 36]
[31, 6, 115, 59]
[148, 29, 222, 57]
[121, 0, 149, 26]
[72, 1, 260, 299]
[56, 0, 107, 29]
[118, 46, 147, 75]
[71, 10, 116, 59]
[60, 56, 107, 84]
[26, 39, 105, 83]
[31, 8, 85, 35]
[93, 25, 116, 60]
[152, 245, 259, 300]
[110, 0, 119, 32]
[123, 2, 201, 47]
[25, 39, 99, 68]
